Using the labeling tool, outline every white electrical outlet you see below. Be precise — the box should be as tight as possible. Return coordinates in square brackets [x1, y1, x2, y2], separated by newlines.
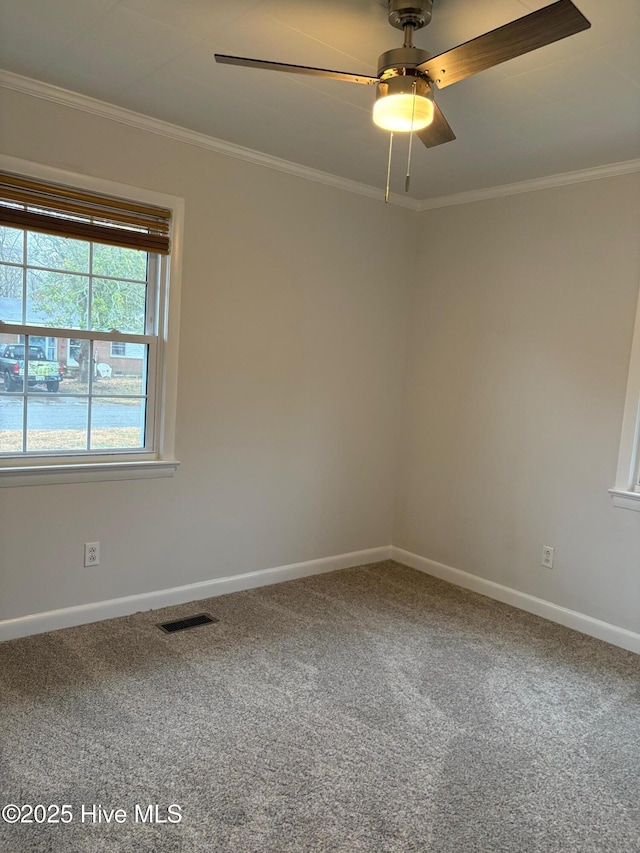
[84, 542, 100, 567]
[541, 546, 554, 569]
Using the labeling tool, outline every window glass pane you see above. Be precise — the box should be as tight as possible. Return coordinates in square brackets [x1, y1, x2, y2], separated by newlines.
[26, 397, 88, 452]
[90, 398, 145, 450]
[91, 278, 146, 334]
[0, 333, 63, 393]
[0, 331, 25, 390]
[28, 335, 57, 362]
[36, 336, 88, 395]
[0, 226, 23, 264]
[92, 244, 147, 281]
[27, 269, 89, 329]
[26, 232, 90, 273]
[91, 338, 147, 396]
[62, 339, 90, 393]
[0, 265, 23, 323]
[0, 394, 23, 452]
[0, 334, 82, 395]
[14, 334, 65, 394]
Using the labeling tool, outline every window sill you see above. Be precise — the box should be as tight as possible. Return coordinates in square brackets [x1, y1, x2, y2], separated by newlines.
[0, 459, 180, 488]
[608, 488, 640, 511]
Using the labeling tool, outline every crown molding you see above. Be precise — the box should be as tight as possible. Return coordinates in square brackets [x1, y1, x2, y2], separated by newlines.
[0, 70, 420, 211]
[417, 158, 640, 211]
[1, 70, 637, 212]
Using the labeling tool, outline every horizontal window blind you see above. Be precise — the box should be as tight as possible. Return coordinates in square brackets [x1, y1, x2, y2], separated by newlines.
[0, 172, 171, 254]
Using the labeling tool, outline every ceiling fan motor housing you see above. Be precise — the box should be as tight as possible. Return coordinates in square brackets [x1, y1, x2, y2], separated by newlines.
[387, 0, 433, 30]
[377, 46, 431, 77]
[376, 72, 432, 101]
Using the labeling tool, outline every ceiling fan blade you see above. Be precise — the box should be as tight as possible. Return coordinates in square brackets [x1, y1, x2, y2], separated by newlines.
[214, 54, 377, 85]
[417, 104, 456, 148]
[417, 0, 590, 88]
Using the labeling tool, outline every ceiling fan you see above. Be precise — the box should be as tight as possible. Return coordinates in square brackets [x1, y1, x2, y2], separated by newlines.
[215, 0, 590, 195]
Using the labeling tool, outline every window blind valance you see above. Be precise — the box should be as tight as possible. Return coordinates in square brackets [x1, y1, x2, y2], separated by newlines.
[0, 172, 171, 255]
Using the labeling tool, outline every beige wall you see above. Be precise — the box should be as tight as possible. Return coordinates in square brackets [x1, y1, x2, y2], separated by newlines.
[395, 174, 640, 632]
[0, 88, 415, 620]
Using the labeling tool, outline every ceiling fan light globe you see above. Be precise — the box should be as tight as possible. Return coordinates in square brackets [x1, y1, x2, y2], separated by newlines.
[373, 93, 434, 132]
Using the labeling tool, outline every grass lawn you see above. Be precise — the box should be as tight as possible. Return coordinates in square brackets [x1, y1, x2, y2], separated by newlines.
[65, 375, 145, 402]
[1, 429, 142, 453]
[1, 375, 145, 451]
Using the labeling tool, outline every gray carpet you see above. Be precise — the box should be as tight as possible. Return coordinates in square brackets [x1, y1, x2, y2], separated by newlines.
[0, 560, 638, 853]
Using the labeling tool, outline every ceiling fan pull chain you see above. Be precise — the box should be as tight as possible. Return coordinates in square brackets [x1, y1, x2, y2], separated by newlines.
[384, 131, 394, 203]
[405, 81, 417, 193]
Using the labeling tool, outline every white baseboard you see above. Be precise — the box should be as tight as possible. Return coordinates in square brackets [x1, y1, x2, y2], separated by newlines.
[5, 545, 637, 654]
[392, 547, 640, 655]
[0, 546, 392, 642]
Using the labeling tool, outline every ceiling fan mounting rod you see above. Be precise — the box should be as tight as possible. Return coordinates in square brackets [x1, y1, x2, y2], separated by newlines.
[403, 24, 415, 49]
[387, 0, 433, 32]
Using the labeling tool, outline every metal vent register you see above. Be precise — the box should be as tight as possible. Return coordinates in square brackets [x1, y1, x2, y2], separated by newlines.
[158, 613, 218, 634]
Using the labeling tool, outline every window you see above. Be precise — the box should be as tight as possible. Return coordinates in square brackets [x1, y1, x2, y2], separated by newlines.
[610, 283, 640, 509]
[0, 158, 182, 486]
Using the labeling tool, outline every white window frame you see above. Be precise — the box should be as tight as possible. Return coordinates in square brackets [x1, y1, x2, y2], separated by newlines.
[0, 154, 183, 487]
[610, 281, 640, 509]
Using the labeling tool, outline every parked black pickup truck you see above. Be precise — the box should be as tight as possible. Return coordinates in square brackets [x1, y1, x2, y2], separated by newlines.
[0, 344, 65, 392]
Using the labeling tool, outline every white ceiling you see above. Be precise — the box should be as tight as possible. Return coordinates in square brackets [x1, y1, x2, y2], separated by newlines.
[1, 0, 639, 201]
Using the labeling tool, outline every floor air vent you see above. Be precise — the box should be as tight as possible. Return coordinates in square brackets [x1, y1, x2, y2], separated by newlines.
[158, 613, 218, 634]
